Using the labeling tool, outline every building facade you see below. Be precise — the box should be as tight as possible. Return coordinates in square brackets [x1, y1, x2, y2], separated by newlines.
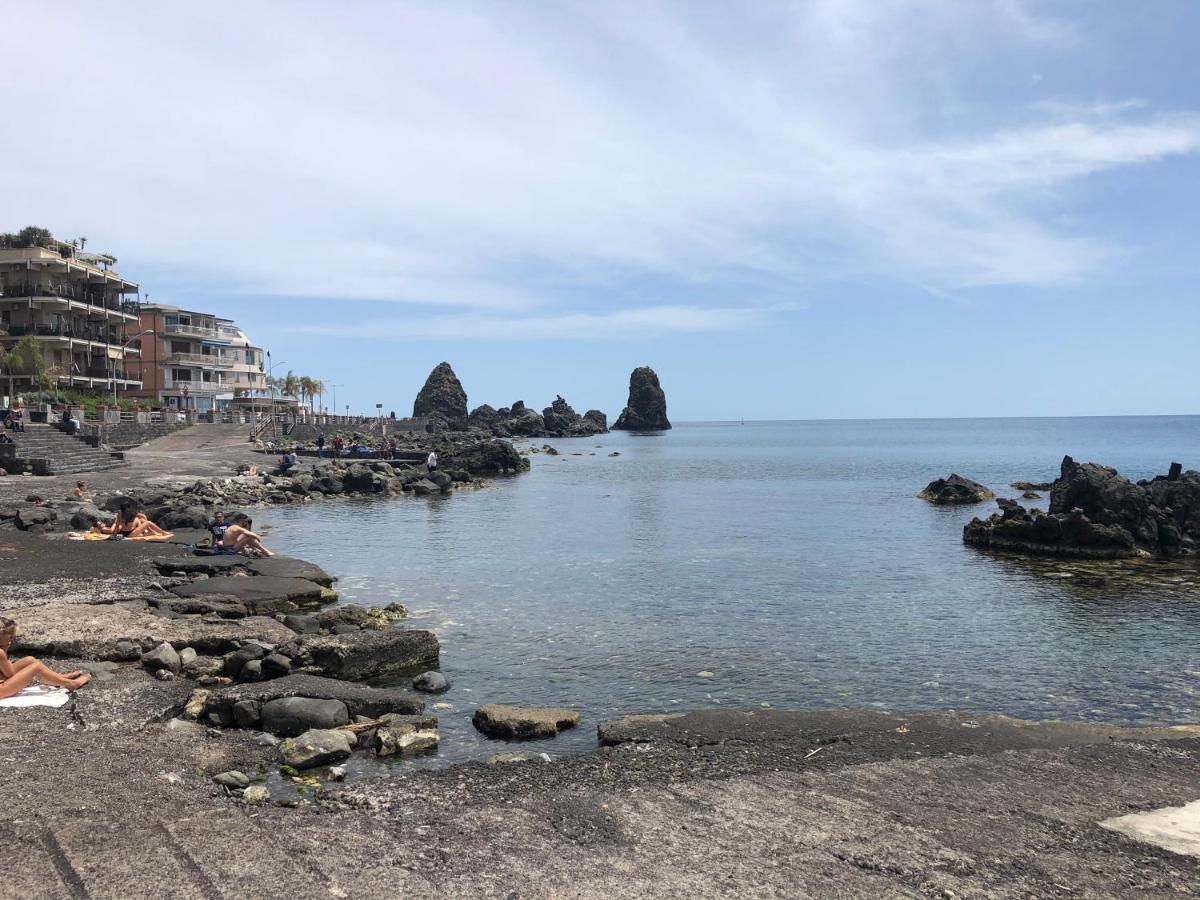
[125, 305, 267, 412]
[0, 244, 142, 398]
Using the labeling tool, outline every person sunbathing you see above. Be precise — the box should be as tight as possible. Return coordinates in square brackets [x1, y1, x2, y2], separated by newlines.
[91, 500, 173, 540]
[0, 618, 91, 700]
[219, 513, 274, 557]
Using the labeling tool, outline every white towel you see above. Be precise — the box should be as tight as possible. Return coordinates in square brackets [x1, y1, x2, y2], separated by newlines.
[0, 685, 71, 708]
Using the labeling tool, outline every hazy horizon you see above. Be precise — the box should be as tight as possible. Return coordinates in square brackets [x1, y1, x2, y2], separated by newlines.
[5, 2, 1199, 420]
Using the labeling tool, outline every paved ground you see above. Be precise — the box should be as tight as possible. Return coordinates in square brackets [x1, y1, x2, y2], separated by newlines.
[4, 703, 1200, 899]
[0, 423, 263, 505]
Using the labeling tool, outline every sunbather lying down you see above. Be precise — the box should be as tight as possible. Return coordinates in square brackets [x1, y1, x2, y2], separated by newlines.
[0, 617, 90, 700]
[89, 499, 174, 541]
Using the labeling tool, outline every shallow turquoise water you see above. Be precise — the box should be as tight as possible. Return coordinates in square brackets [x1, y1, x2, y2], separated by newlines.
[256, 417, 1200, 763]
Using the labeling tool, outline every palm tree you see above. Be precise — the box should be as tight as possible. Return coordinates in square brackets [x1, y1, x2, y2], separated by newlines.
[0, 334, 39, 402]
[310, 379, 325, 415]
[281, 370, 300, 399]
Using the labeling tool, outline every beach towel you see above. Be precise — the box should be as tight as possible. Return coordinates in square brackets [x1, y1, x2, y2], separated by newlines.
[0, 685, 70, 709]
[67, 531, 173, 542]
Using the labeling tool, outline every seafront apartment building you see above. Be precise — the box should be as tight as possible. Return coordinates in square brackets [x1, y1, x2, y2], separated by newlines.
[124, 304, 267, 412]
[0, 243, 143, 396]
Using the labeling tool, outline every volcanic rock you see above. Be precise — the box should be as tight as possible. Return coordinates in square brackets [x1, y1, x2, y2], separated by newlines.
[613, 366, 671, 430]
[919, 474, 995, 505]
[964, 456, 1200, 558]
[284, 628, 440, 681]
[472, 704, 582, 740]
[413, 362, 469, 431]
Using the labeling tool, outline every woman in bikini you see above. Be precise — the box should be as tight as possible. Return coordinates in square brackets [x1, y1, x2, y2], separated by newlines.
[0, 618, 91, 699]
[91, 499, 173, 540]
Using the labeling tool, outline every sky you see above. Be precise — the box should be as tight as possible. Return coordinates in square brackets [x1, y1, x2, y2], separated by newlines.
[4, 1, 1199, 420]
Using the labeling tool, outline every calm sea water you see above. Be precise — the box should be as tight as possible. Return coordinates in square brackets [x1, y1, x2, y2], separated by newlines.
[256, 417, 1200, 765]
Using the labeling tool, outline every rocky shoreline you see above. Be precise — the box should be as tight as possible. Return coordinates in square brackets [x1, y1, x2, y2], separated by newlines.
[964, 455, 1200, 559]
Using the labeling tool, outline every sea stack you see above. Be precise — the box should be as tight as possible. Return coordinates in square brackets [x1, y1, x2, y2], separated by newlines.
[413, 362, 469, 431]
[613, 366, 671, 431]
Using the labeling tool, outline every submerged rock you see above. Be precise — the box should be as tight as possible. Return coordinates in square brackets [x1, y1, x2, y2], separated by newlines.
[413, 362, 469, 431]
[375, 714, 439, 756]
[472, 704, 582, 740]
[412, 671, 449, 694]
[613, 367, 671, 430]
[919, 474, 995, 505]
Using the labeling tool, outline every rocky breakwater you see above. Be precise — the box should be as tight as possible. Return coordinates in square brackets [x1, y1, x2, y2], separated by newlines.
[613, 366, 671, 430]
[964, 456, 1200, 558]
[470, 396, 607, 438]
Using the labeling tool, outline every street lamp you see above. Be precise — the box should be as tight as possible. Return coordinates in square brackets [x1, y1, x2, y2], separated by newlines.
[113, 329, 155, 403]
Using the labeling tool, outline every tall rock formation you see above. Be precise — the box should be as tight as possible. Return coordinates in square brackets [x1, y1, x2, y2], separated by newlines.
[413, 362, 468, 431]
[612, 367, 671, 430]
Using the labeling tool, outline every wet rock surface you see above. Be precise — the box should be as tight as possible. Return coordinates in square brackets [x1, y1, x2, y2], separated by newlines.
[965, 456, 1200, 558]
[203, 673, 424, 725]
[285, 628, 440, 681]
[919, 473, 995, 504]
[613, 366, 671, 430]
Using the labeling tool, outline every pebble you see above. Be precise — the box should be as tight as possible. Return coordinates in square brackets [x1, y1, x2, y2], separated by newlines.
[328, 766, 347, 782]
[213, 770, 251, 789]
[253, 732, 280, 747]
[697, 671, 715, 678]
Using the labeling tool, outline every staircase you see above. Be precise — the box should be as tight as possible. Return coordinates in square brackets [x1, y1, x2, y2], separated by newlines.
[3, 422, 127, 475]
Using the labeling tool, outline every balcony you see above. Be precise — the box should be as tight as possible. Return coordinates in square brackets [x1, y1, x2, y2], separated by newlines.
[163, 322, 220, 339]
[164, 352, 235, 368]
[163, 378, 223, 395]
[0, 282, 140, 316]
[2, 323, 127, 344]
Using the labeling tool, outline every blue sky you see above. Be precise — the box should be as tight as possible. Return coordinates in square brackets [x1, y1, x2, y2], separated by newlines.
[5, 1, 1200, 419]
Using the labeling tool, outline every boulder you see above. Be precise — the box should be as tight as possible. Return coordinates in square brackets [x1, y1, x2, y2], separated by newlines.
[612, 366, 671, 430]
[141, 641, 182, 675]
[155, 505, 210, 531]
[286, 628, 440, 681]
[261, 653, 293, 679]
[919, 474, 995, 504]
[376, 714, 439, 756]
[203, 674, 423, 724]
[68, 504, 108, 530]
[213, 770, 251, 789]
[14, 506, 55, 530]
[472, 704, 581, 740]
[261, 697, 350, 736]
[223, 643, 267, 678]
[413, 362, 469, 431]
[279, 728, 352, 769]
[316, 604, 370, 631]
[412, 671, 449, 694]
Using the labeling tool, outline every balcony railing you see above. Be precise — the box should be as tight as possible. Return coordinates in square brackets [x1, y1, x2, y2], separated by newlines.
[2, 323, 128, 344]
[163, 379, 223, 394]
[164, 352, 235, 368]
[163, 323, 220, 339]
[0, 282, 139, 314]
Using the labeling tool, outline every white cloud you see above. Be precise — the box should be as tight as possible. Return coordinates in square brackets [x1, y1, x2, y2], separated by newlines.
[287, 303, 793, 342]
[1, 1, 1196, 324]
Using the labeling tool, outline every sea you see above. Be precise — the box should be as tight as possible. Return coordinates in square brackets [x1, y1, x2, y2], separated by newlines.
[255, 416, 1200, 766]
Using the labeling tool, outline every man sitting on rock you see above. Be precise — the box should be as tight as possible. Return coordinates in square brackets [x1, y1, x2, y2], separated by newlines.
[219, 513, 274, 557]
[0, 617, 91, 699]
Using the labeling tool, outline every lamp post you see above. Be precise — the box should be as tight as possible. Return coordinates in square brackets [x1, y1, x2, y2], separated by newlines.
[113, 329, 155, 403]
[326, 383, 344, 423]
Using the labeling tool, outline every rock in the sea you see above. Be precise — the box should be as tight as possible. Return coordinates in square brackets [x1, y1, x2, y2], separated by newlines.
[541, 396, 608, 437]
[412, 671, 449, 694]
[285, 628, 440, 681]
[472, 704, 581, 740]
[612, 366, 671, 430]
[141, 642, 181, 675]
[413, 361, 469, 431]
[919, 474, 995, 505]
[374, 714, 439, 756]
[280, 728, 352, 769]
[964, 456, 1200, 558]
[1011, 481, 1054, 491]
[260, 696, 350, 736]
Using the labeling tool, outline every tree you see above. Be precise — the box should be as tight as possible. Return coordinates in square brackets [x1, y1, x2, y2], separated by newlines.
[0, 335, 39, 401]
[310, 379, 325, 414]
[16, 226, 54, 248]
[280, 370, 300, 399]
[299, 376, 323, 414]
